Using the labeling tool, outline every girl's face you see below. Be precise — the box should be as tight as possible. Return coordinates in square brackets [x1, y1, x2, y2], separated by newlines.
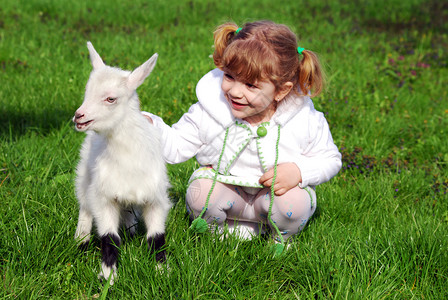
[221, 72, 278, 125]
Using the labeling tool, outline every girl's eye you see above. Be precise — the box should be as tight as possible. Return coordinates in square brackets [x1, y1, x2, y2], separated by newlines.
[224, 73, 234, 81]
[246, 83, 258, 89]
[105, 97, 116, 103]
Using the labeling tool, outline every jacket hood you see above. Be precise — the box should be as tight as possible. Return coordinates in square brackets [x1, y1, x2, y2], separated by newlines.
[195, 68, 309, 127]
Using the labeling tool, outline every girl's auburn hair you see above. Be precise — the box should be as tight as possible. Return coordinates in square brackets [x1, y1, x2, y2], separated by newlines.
[213, 20, 325, 98]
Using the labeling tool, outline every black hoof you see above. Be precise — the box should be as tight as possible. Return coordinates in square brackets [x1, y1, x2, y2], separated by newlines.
[148, 233, 166, 263]
[78, 241, 90, 252]
[101, 234, 121, 268]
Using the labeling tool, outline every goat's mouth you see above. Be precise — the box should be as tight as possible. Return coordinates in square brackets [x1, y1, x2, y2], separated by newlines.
[75, 120, 94, 131]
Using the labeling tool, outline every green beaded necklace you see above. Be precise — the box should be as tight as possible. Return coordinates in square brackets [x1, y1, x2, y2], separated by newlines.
[189, 127, 230, 233]
[189, 124, 285, 256]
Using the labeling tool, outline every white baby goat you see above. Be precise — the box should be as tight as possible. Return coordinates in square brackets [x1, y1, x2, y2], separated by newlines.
[73, 42, 171, 284]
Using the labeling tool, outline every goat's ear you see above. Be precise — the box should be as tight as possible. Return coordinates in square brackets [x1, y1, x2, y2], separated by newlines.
[87, 41, 105, 70]
[127, 53, 158, 90]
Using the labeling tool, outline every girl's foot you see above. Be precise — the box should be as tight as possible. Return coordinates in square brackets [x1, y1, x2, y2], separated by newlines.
[219, 220, 266, 240]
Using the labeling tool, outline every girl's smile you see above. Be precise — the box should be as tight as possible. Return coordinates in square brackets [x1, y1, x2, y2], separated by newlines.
[230, 100, 248, 109]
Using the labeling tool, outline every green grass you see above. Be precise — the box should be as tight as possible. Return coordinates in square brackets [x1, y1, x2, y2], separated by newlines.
[1, 0, 447, 298]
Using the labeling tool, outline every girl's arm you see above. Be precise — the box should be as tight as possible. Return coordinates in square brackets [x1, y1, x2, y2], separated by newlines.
[143, 102, 206, 164]
[260, 111, 341, 194]
[293, 111, 342, 188]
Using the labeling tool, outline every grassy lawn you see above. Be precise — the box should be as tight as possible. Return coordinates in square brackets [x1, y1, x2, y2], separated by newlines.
[1, 0, 447, 298]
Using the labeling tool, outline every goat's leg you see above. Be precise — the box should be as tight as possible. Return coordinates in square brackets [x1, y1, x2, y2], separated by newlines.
[142, 202, 169, 262]
[74, 159, 92, 250]
[74, 205, 93, 250]
[94, 201, 121, 285]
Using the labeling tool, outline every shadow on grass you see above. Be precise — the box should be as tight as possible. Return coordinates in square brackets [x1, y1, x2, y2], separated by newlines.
[360, 0, 448, 34]
[0, 108, 75, 138]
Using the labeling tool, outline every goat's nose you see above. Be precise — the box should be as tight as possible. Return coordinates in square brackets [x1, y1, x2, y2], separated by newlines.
[74, 112, 84, 121]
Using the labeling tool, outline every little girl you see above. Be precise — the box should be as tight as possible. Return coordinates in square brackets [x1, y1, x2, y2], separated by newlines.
[145, 20, 341, 247]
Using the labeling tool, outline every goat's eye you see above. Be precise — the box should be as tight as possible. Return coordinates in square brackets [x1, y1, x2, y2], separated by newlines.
[105, 97, 116, 103]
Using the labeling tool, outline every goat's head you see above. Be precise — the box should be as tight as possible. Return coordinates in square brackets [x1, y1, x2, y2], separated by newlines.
[73, 41, 158, 133]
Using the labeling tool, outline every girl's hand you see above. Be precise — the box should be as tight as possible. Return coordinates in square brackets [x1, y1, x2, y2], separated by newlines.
[259, 163, 302, 196]
[143, 114, 153, 124]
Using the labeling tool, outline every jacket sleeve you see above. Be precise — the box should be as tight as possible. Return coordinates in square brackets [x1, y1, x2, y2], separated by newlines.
[143, 102, 205, 164]
[294, 111, 342, 188]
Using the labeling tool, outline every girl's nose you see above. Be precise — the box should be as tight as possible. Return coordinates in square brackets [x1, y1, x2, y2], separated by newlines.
[228, 82, 244, 98]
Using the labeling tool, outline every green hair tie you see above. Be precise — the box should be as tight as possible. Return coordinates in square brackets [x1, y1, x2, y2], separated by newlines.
[235, 27, 242, 34]
[297, 47, 305, 55]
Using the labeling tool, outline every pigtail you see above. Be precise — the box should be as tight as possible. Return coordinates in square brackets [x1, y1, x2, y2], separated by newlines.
[298, 50, 325, 97]
[210, 20, 326, 98]
[213, 22, 240, 68]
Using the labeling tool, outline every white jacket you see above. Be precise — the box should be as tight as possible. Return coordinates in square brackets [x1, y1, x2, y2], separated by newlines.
[148, 69, 342, 188]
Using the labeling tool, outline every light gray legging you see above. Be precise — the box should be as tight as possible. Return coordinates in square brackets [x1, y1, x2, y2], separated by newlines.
[186, 178, 316, 240]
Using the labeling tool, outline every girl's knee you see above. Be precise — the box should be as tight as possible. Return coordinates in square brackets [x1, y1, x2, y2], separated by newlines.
[185, 179, 238, 224]
[186, 179, 210, 216]
[273, 187, 313, 219]
[270, 187, 317, 239]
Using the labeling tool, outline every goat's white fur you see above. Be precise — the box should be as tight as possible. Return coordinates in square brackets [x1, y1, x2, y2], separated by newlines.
[73, 42, 171, 284]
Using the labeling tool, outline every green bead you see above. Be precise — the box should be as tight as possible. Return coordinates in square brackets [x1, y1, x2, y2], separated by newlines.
[271, 243, 285, 257]
[189, 218, 209, 233]
[257, 126, 267, 137]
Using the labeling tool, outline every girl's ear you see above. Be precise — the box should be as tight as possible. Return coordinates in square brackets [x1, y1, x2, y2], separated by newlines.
[275, 82, 294, 101]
